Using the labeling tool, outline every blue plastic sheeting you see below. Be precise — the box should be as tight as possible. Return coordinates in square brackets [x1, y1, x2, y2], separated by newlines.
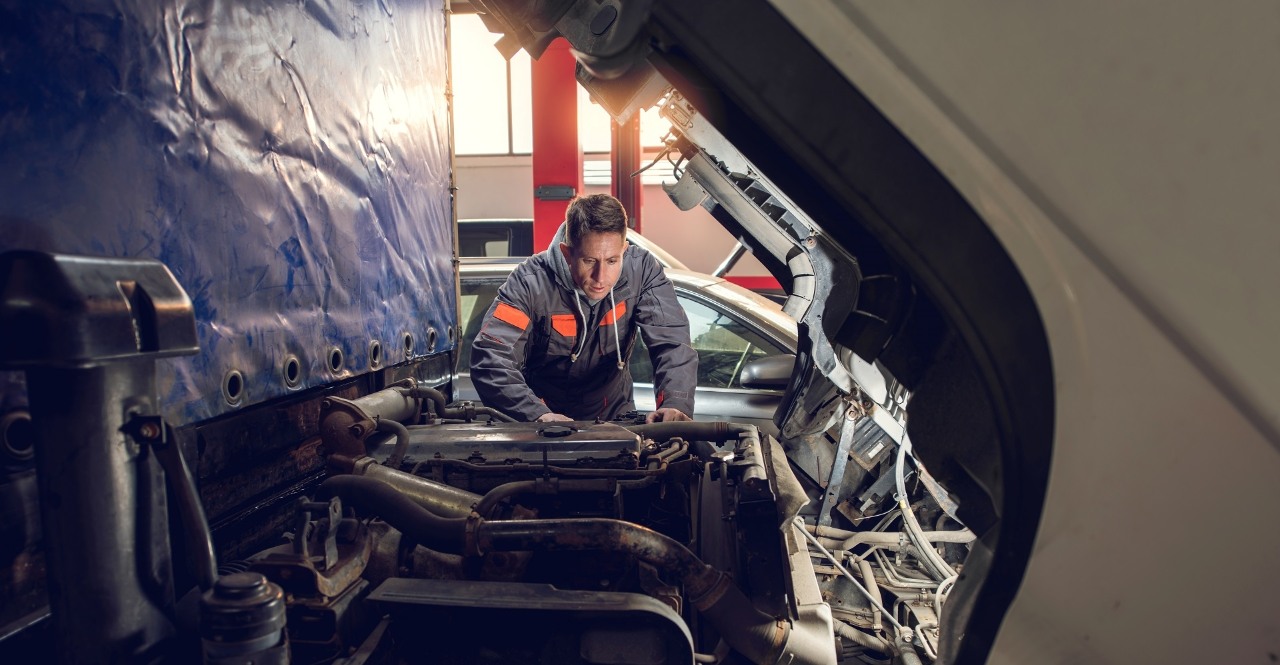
[0, 0, 456, 425]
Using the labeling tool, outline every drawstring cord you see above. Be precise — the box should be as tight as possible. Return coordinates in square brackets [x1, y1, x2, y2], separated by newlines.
[570, 290, 587, 363]
[569, 288, 625, 371]
[609, 288, 624, 370]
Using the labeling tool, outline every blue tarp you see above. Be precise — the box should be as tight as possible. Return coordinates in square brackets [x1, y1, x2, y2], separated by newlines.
[0, 0, 457, 425]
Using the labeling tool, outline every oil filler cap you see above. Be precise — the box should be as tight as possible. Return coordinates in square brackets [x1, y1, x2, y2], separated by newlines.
[537, 425, 575, 438]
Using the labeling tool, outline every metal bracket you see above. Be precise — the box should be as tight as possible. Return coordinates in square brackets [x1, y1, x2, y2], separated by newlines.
[534, 184, 576, 201]
[817, 405, 860, 526]
[295, 497, 343, 571]
[122, 414, 218, 589]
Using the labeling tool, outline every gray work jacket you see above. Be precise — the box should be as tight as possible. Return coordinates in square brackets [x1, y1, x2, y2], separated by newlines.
[470, 229, 697, 421]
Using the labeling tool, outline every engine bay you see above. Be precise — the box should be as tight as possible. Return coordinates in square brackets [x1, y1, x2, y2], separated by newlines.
[0, 370, 970, 665]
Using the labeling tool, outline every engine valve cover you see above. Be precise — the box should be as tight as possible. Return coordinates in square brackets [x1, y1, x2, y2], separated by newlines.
[401, 421, 643, 468]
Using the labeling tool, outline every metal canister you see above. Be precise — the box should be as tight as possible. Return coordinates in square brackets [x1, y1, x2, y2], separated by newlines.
[200, 572, 290, 664]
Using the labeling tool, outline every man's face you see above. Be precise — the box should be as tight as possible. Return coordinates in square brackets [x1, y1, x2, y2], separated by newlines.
[560, 230, 626, 300]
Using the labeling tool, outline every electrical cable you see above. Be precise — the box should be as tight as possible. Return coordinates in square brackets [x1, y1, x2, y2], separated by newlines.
[795, 517, 905, 633]
[934, 575, 958, 620]
[630, 141, 675, 178]
[895, 437, 957, 581]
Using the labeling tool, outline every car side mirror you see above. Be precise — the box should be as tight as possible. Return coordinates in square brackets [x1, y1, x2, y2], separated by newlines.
[739, 354, 796, 390]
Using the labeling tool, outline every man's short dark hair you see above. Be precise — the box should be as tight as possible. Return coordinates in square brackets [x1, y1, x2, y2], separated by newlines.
[565, 194, 628, 247]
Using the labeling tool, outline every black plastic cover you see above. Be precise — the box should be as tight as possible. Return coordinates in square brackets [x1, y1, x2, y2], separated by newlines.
[401, 421, 643, 466]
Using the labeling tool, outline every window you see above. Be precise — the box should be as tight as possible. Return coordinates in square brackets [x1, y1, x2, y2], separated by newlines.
[450, 14, 532, 155]
[630, 295, 786, 389]
[457, 279, 504, 373]
[458, 227, 513, 257]
[451, 13, 673, 157]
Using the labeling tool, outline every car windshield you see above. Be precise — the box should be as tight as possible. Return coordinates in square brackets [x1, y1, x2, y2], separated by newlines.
[629, 294, 785, 388]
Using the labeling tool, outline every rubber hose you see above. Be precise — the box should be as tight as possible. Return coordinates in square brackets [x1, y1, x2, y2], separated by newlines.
[696, 575, 790, 664]
[378, 418, 412, 469]
[473, 480, 538, 518]
[452, 405, 516, 422]
[397, 385, 449, 418]
[833, 621, 890, 653]
[397, 385, 516, 422]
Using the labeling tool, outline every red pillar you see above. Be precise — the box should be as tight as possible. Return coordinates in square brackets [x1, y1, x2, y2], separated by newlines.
[531, 38, 583, 252]
[610, 114, 643, 232]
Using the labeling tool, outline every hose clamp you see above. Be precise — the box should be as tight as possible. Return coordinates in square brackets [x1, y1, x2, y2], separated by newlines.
[464, 513, 486, 557]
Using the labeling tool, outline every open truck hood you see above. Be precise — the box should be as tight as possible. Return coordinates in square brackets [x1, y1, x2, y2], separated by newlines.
[469, 1, 1056, 663]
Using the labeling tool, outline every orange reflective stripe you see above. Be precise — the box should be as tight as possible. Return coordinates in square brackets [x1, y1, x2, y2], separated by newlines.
[551, 313, 577, 337]
[492, 302, 530, 331]
[600, 301, 627, 326]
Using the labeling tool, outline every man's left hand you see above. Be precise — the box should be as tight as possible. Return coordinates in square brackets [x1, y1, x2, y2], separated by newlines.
[646, 408, 692, 423]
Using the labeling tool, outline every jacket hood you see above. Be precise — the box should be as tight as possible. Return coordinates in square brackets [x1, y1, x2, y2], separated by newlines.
[546, 222, 577, 294]
[544, 221, 632, 302]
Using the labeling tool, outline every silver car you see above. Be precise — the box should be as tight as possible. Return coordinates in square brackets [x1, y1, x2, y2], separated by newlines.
[453, 258, 797, 432]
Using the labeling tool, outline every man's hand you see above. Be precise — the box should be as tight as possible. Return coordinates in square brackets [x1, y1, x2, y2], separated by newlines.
[646, 408, 691, 423]
[536, 412, 573, 423]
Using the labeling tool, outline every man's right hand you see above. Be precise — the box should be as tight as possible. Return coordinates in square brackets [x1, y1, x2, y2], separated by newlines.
[536, 412, 573, 423]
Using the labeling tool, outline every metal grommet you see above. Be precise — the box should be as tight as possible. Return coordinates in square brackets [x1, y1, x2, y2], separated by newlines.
[448, 325, 457, 345]
[426, 327, 438, 353]
[328, 347, 345, 374]
[1, 410, 34, 463]
[222, 369, 245, 406]
[402, 332, 415, 357]
[282, 354, 302, 389]
[368, 340, 383, 369]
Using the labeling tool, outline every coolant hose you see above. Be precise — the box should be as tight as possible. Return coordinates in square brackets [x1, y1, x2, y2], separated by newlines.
[316, 475, 467, 553]
[396, 385, 516, 422]
[377, 418, 412, 469]
[396, 385, 449, 418]
[625, 421, 751, 443]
